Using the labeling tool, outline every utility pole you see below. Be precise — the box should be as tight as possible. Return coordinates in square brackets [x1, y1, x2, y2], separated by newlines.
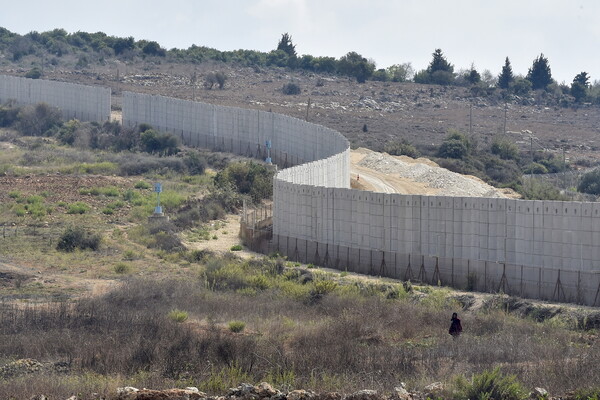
[563, 147, 567, 192]
[191, 69, 197, 101]
[469, 103, 473, 135]
[530, 137, 534, 193]
[503, 103, 507, 135]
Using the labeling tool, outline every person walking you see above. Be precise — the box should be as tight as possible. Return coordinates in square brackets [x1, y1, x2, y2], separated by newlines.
[449, 312, 462, 338]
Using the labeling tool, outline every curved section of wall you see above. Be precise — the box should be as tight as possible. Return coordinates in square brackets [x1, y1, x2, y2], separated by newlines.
[0, 75, 110, 122]
[4, 76, 597, 305]
[119, 91, 600, 305]
[122, 91, 350, 189]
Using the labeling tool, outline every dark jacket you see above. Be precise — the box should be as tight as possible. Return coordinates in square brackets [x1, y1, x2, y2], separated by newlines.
[449, 317, 462, 336]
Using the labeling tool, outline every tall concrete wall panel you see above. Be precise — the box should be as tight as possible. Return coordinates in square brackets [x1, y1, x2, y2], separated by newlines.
[120, 90, 600, 306]
[0, 75, 110, 122]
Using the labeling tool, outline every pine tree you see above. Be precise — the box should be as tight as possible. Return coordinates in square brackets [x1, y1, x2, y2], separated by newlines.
[526, 53, 553, 90]
[571, 72, 590, 103]
[497, 57, 514, 89]
[426, 49, 453, 74]
[277, 33, 296, 58]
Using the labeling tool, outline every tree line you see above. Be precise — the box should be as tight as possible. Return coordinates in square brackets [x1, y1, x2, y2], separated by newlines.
[0, 27, 597, 104]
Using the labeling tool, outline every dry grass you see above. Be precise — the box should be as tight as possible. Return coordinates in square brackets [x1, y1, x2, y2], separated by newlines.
[0, 260, 599, 398]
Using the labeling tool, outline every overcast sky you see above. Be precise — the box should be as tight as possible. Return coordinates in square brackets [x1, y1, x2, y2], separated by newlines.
[1, 0, 598, 84]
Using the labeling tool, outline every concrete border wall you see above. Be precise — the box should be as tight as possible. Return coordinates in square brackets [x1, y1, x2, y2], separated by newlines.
[120, 91, 600, 306]
[122, 92, 350, 189]
[0, 75, 110, 122]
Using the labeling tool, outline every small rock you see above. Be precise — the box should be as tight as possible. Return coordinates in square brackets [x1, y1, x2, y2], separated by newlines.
[288, 389, 316, 400]
[424, 382, 443, 392]
[314, 392, 342, 400]
[257, 382, 277, 398]
[393, 386, 411, 400]
[346, 389, 378, 400]
[532, 388, 548, 398]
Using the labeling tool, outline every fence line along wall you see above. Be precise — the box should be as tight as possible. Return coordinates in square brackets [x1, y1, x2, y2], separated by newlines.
[0, 75, 111, 122]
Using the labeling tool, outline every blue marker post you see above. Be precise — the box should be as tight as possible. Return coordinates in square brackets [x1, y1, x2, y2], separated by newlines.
[265, 140, 272, 164]
[154, 182, 163, 215]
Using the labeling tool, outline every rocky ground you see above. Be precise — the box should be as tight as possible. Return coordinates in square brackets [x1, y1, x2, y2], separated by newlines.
[2, 60, 600, 166]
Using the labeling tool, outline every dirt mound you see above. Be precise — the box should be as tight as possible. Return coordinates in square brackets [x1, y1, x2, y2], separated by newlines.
[355, 148, 511, 198]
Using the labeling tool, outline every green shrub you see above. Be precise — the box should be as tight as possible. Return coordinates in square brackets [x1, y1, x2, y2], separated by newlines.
[574, 388, 600, 400]
[25, 67, 42, 79]
[438, 131, 472, 160]
[228, 320, 246, 333]
[491, 138, 519, 160]
[230, 244, 243, 251]
[134, 180, 151, 189]
[524, 162, 548, 174]
[215, 161, 274, 203]
[578, 168, 600, 195]
[384, 139, 420, 158]
[282, 82, 301, 95]
[113, 262, 131, 274]
[67, 202, 90, 214]
[168, 309, 189, 323]
[8, 191, 20, 199]
[454, 367, 527, 400]
[13, 204, 26, 217]
[56, 226, 102, 252]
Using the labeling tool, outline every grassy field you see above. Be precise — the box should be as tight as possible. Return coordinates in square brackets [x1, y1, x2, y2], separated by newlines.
[1, 130, 600, 400]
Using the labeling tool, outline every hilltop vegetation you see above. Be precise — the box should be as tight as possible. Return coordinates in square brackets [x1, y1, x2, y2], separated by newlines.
[1, 27, 600, 105]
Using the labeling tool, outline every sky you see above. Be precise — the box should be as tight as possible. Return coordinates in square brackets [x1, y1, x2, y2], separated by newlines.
[1, 0, 599, 84]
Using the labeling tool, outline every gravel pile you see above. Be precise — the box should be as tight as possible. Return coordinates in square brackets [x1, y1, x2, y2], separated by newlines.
[358, 152, 507, 198]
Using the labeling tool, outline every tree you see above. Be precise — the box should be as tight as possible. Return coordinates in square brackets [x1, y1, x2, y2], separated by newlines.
[386, 63, 414, 82]
[497, 57, 514, 89]
[276, 33, 296, 58]
[578, 168, 600, 195]
[142, 41, 166, 57]
[337, 51, 375, 83]
[427, 49, 454, 75]
[416, 49, 455, 85]
[465, 66, 481, 85]
[526, 53, 553, 90]
[571, 72, 590, 103]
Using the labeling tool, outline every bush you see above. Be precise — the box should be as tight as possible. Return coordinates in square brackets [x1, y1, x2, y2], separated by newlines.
[228, 320, 246, 333]
[438, 131, 472, 160]
[140, 129, 180, 155]
[134, 181, 151, 189]
[230, 244, 243, 251]
[384, 140, 420, 158]
[67, 202, 90, 214]
[168, 309, 189, 323]
[282, 83, 301, 95]
[438, 139, 468, 159]
[215, 161, 274, 203]
[56, 226, 102, 252]
[578, 168, 600, 195]
[113, 263, 131, 274]
[491, 138, 519, 160]
[25, 67, 42, 79]
[17, 103, 62, 136]
[204, 71, 227, 89]
[454, 367, 527, 400]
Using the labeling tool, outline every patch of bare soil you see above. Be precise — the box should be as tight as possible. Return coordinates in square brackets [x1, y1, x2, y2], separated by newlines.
[182, 214, 255, 259]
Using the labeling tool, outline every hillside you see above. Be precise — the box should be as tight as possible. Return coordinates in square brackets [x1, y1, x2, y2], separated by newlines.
[3, 42, 600, 399]
[3, 61, 599, 166]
